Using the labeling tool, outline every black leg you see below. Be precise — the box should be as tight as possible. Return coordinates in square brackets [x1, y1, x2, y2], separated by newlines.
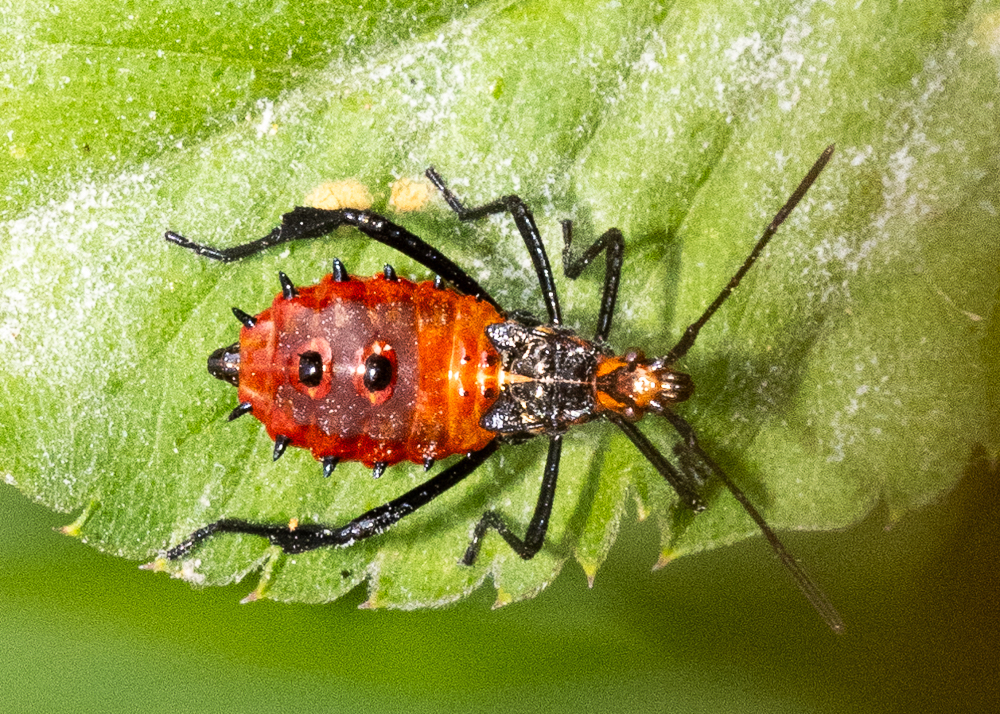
[665, 145, 835, 363]
[165, 440, 500, 559]
[462, 435, 562, 564]
[662, 409, 844, 633]
[425, 168, 562, 327]
[606, 413, 706, 512]
[165, 206, 499, 311]
[561, 221, 625, 344]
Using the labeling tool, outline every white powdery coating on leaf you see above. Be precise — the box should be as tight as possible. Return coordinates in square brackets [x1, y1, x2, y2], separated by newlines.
[0, 167, 162, 378]
[812, 41, 984, 472]
[0, 165, 168, 503]
[807, 47, 971, 304]
[872, 53, 958, 239]
[577, 1, 834, 237]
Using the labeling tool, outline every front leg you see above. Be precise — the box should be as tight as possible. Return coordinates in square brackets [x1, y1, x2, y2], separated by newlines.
[561, 221, 624, 344]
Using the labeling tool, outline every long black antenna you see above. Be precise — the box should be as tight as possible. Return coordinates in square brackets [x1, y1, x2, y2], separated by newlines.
[661, 145, 844, 632]
[665, 145, 835, 364]
[665, 410, 845, 633]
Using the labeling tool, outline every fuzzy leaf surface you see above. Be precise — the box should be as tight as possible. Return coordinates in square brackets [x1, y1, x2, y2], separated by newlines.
[2, 0, 997, 607]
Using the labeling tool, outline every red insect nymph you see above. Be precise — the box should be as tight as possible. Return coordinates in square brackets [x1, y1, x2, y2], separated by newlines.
[163, 146, 842, 631]
[214, 270, 503, 476]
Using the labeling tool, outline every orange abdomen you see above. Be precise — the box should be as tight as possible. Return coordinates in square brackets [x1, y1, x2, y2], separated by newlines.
[237, 273, 503, 468]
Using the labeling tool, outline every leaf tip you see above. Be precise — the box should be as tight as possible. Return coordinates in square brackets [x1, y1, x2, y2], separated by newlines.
[358, 585, 388, 610]
[652, 550, 677, 571]
[241, 546, 283, 603]
[492, 589, 515, 609]
[58, 499, 100, 539]
[885, 507, 908, 530]
[139, 555, 176, 577]
[239, 589, 262, 604]
[57, 523, 82, 538]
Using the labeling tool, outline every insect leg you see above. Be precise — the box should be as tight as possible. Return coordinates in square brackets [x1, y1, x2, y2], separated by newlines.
[605, 413, 706, 512]
[462, 435, 562, 564]
[425, 168, 562, 326]
[662, 409, 845, 633]
[166, 207, 499, 310]
[665, 145, 834, 363]
[561, 222, 625, 344]
[165, 440, 500, 559]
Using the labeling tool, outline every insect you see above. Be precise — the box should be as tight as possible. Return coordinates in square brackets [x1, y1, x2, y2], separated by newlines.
[162, 145, 842, 631]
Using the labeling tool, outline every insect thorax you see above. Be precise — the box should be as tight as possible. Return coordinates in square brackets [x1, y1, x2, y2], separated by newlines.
[480, 322, 601, 436]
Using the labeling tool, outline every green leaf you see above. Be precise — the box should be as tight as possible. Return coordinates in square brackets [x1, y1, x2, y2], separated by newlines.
[2, 0, 997, 609]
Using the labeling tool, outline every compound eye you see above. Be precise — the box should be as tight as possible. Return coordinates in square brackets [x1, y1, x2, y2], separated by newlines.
[363, 353, 393, 392]
[298, 351, 324, 387]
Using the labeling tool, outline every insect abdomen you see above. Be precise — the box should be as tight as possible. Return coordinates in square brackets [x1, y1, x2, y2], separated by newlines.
[237, 272, 502, 468]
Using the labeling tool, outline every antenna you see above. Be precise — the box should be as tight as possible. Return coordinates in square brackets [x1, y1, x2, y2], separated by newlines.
[666, 145, 835, 364]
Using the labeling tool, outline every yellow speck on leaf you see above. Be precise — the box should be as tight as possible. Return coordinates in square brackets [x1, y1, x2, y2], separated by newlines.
[304, 179, 374, 210]
[389, 176, 433, 212]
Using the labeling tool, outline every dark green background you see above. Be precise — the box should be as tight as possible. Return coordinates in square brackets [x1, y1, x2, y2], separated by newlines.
[3, 453, 997, 712]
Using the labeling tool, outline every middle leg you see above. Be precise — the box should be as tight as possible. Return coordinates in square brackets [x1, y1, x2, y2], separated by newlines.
[425, 167, 563, 327]
[462, 435, 563, 563]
